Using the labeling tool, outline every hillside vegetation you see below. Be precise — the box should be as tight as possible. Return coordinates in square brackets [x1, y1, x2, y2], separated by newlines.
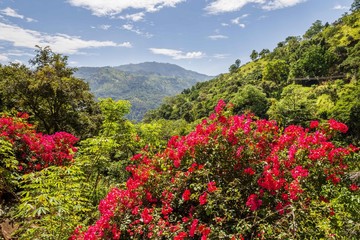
[74, 62, 212, 121]
[0, 4, 359, 240]
[145, 10, 360, 142]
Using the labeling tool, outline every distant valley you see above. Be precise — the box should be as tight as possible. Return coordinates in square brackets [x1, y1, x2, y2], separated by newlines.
[74, 62, 213, 121]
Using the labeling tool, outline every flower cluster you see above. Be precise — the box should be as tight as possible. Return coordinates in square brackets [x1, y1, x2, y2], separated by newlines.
[72, 100, 358, 239]
[0, 115, 78, 172]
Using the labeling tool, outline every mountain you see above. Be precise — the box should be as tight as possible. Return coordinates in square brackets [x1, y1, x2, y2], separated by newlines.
[74, 62, 213, 121]
[114, 62, 211, 79]
[144, 10, 360, 142]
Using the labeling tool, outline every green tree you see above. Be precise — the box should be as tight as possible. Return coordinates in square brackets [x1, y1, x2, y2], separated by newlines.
[0, 47, 101, 138]
[350, 0, 360, 12]
[231, 85, 269, 118]
[14, 165, 92, 240]
[267, 84, 316, 126]
[76, 99, 137, 204]
[331, 81, 360, 129]
[303, 20, 324, 39]
[290, 45, 335, 77]
[259, 48, 270, 58]
[250, 50, 259, 61]
[262, 59, 289, 84]
[229, 59, 241, 73]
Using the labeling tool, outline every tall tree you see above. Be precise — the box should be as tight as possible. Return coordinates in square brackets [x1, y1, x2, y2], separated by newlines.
[229, 59, 241, 73]
[303, 20, 324, 39]
[250, 50, 259, 61]
[0, 47, 101, 138]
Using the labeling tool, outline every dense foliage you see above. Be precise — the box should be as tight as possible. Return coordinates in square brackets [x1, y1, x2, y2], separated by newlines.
[144, 10, 360, 144]
[0, 46, 101, 138]
[74, 62, 212, 121]
[1, 4, 360, 240]
[72, 101, 359, 239]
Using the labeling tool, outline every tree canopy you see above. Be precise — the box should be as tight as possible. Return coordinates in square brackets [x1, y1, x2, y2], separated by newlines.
[0, 47, 101, 138]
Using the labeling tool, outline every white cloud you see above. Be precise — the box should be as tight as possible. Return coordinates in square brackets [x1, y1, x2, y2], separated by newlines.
[149, 48, 205, 59]
[0, 22, 132, 55]
[213, 53, 229, 59]
[0, 7, 24, 19]
[208, 34, 228, 40]
[205, 0, 306, 14]
[333, 5, 348, 10]
[26, 17, 37, 22]
[122, 24, 153, 38]
[221, 23, 229, 27]
[0, 54, 9, 62]
[120, 12, 145, 22]
[205, 0, 264, 14]
[99, 24, 111, 30]
[118, 42, 132, 48]
[0, 7, 37, 22]
[231, 17, 246, 28]
[67, 0, 185, 16]
[262, 0, 307, 10]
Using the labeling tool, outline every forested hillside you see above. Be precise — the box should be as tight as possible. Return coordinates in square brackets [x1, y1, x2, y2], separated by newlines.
[74, 63, 212, 121]
[0, 3, 359, 240]
[145, 10, 360, 142]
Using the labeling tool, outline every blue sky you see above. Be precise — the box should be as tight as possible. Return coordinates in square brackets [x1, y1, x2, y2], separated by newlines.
[0, 0, 353, 75]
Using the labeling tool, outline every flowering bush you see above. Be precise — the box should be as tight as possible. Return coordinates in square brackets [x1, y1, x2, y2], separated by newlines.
[0, 114, 78, 172]
[72, 100, 359, 239]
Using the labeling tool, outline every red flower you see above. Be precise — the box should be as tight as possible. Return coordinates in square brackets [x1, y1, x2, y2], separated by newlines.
[246, 194, 262, 211]
[349, 184, 359, 191]
[141, 208, 152, 224]
[174, 232, 187, 240]
[182, 189, 191, 201]
[291, 166, 309, 179]
[189, 219, 199, 237]
[328, 119, 348, 133]
[309, 120, 319, 129]
[244, 167, 255, 175]
[199, 192, 207, 205]
[215, 99, 226, 114]
[207, 181, 217, 193]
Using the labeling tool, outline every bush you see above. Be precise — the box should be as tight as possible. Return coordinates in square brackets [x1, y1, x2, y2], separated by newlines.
[72, 100, 359, 239]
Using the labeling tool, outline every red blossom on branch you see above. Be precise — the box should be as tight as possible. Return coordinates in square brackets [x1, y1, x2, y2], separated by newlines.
[72, 100, 358, 239]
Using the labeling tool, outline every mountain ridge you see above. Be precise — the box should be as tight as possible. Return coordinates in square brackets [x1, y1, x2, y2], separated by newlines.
[74, 62, 213, 121]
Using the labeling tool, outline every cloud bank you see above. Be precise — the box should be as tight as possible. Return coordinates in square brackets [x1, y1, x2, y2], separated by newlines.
[205, 0, 306, 14]
[0, 22, 131, 54]
[67, 0, 185, 16]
